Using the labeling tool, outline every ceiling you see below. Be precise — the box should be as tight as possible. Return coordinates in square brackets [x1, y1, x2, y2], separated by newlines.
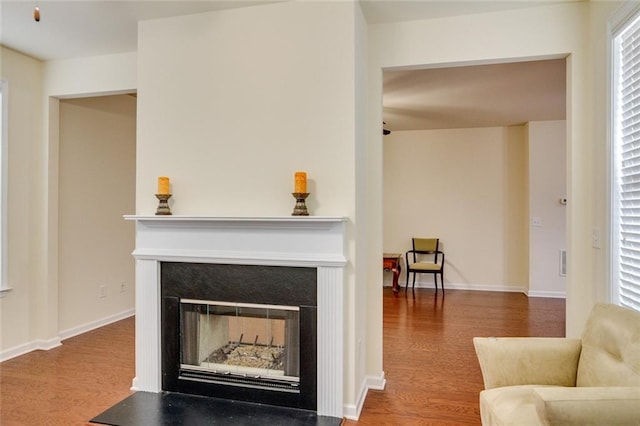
[0, 0, 569, 131]
[383, 58, 566, 131]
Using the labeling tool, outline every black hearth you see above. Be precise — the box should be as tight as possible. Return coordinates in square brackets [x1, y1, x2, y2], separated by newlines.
[161, 262, 318, 411]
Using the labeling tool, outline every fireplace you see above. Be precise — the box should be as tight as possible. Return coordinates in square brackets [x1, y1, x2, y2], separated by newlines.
[161, 262, 317, 410]
[125, 216, 347, 417]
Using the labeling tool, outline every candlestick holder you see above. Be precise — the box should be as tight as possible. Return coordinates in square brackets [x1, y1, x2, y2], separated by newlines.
[291, 192, 310, 216]
[155, 194, 172, 215]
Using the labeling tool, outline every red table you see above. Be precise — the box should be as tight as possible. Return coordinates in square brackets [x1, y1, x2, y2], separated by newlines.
[383, 253, 402, 293]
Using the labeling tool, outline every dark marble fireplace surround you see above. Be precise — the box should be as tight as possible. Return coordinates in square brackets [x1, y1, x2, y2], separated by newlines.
[161, 262, 318, 411]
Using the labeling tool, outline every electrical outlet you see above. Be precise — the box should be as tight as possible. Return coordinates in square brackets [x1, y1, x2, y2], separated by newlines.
[99, 285, 107, 298]
[532, 217, 542, 227]
[119, 282, 125, 293]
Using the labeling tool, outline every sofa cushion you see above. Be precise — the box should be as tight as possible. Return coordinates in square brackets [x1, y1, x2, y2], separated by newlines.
[533, 386, 640, 425]
[479, 385, 561, 425]
[576, 303, 640, 387]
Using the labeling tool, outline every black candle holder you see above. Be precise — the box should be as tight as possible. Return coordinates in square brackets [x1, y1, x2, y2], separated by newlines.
[155, 194, 172, 215]
[291, 192, 310, 216]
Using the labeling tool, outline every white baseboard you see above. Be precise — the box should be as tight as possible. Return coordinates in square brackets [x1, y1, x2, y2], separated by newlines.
[366, 371, 386, 390]
[526, 290, 566, 298]
[0, 336, 62, 363]
[59, 308, 135, 341]
[343, 371, 386, 420]
[1, 308, 135, 363]
[391, 281, 528, 293]
[387, 281, 566, 298]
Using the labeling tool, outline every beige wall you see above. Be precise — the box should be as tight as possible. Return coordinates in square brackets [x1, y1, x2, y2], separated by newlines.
[369, 2, 598, 337]
[0, 47, 44, 354]
[136, 3, 357, 217]
[383, 126, 528, 291]
[0, 0, 631, 418]
[136, 1, 365, 413]
[58, 95, 136, 335]
[0, 49, 137, 360]
[528, 120, 567, 297]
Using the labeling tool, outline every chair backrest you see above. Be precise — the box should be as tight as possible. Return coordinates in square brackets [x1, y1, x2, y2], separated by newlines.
[576, 303, 640, 387]
[413, 238, 438, 253]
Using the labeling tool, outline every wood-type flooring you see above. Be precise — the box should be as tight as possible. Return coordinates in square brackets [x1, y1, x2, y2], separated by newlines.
[0, 289, 564, 425]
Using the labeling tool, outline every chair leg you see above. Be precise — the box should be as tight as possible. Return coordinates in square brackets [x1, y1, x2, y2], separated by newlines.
[405, 270, 410, 291]
[440, 272, 444, 294]
[412, 273, 416, 289]
[434, 274, 438, 293]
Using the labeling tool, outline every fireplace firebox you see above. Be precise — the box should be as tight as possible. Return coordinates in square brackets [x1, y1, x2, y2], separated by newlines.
[161, 262, 317, 411]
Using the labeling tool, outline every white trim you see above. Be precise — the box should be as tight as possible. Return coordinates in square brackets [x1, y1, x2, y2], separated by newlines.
[131, 250, 346, 268]
[123, 215, 347, 224]
[394, 281, 528, 294]
[125, 215, 348, 268]
[387, 281, 565, 298]
[606, 2, 634, 306]
[609, 5, 640, 311]
[610, 1, 640, 37]
[366, 371, 386, 391]
[0, 337, 62, 363]
[343, 379, 368, 421]
[0, 309, 135, 362]
[343, 372, 386, 421]
[58, 308, 134, 341]
[526, 290, 566, 299]
[0, 79, 8, 293]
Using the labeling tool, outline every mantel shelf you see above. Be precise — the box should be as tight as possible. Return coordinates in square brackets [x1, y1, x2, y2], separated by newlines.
[124, 215, 347, 223]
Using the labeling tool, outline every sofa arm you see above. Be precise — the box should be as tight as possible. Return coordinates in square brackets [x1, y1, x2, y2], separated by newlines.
[534, 386, 640, 425]
[473, 337, 582, 389]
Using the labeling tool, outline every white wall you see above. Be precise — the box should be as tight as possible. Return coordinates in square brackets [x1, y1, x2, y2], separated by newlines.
[369, 2, 596, 336]
[58, 95, 136, 335]
[383, 126, 528, 291]
[528, 120, 567, 297]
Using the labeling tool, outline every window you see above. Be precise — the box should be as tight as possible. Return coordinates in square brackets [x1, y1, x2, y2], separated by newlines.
[612, 9, 640, 312]
[0, 79, 8, 296]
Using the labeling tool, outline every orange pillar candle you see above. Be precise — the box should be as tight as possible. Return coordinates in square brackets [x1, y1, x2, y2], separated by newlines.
[294, 172, 307, 193]
[157, 176, 170, 195]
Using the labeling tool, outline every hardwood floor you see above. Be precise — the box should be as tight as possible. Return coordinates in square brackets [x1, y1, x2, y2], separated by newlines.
[0, 317, 135, 426]
[344, 289, 564, 425]
[0, 289, 564, 425]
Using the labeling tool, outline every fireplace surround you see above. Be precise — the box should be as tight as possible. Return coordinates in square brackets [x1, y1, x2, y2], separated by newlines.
[161, 262, 317, 410]
[124, 216, 347, 418]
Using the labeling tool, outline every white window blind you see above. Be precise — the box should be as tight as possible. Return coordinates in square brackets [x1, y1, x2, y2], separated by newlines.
[613, 13, 640, 312]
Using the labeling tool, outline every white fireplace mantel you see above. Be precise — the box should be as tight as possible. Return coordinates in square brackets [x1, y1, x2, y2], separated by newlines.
[124, 215, 348, 418]
[124, 215, 347, 267]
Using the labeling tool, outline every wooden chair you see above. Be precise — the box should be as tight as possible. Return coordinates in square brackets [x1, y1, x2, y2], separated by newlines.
[405, 238, 445, 292]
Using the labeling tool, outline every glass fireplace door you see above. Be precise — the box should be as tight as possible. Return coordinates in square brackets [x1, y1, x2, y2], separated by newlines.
[179, 299, 300, 390]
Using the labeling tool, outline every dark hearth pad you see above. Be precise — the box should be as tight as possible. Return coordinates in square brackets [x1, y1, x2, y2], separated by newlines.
[90, 391, 342, 426]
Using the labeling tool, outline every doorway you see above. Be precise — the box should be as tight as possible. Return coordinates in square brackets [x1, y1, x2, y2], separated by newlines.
[381, 58, 568, 296]
[57, 94, 136, 336]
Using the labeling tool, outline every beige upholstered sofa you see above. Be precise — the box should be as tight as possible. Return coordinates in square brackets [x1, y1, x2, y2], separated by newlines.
[473, 303, 640, 425]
